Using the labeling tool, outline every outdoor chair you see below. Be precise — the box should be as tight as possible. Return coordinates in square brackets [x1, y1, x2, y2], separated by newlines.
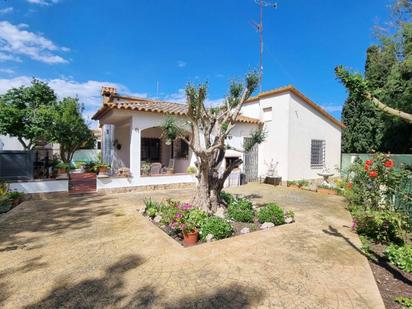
[149, 163, 162, 175]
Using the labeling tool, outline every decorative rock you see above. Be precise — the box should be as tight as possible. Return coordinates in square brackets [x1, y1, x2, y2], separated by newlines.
[153, 215, 162, 223]
[215, 207, 226, 219]
[240, 227, 250, 234]
[260, 222, 275, 229]
[285, 217, 294, 224]
[138, 208, 145, 214]
[206, 234, 214, 242]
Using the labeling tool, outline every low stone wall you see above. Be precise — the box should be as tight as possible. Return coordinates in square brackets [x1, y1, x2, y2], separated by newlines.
[97, 182, 195, 195]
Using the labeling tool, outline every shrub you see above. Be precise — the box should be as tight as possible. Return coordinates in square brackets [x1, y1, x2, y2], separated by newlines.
[227, 198, 254, 222]
[384, 244, 412, 273]
[352, 209, 408, 244]
[220, 191, 235, 205]
[258, 203, 285, 225]
[7, 191, 24, 200]
[187, 208, 208, 229]
[395, 296, 412, 308]
[143, 198, 161, 218]
[200, 216, 233, 240]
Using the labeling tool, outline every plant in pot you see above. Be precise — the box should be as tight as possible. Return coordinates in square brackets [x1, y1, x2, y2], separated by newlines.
[55, 162, 70, 176]
[96, 162, 110, 175]
[141, 161, 151, 176]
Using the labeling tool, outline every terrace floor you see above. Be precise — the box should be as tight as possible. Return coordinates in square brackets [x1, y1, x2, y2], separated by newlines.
[0, 183, 384, 308]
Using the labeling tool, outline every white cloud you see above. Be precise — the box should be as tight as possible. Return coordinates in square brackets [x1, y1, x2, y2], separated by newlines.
[177, 60, 187, 68]
[0, 7, 13, 14]
[27, 0, 60, 6]
[0, 68, 15, 74]
[0, 76, 147, 126]
[0, 21, 68, 64]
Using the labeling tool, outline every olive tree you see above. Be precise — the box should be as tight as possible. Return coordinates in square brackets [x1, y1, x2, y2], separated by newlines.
[161, 72, 265, 213]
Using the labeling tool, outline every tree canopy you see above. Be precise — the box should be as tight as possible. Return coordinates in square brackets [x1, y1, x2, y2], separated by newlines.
[0, 79, 56, 149]
[46, 98, 95, 163]
[336, 0, 412, 153]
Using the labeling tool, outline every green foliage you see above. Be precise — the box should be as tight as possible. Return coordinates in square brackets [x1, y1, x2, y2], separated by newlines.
[258, 203, 285, 225]
[352, 208, 409, 244]
[227, 197, 254, 222]
[0, 180, 9, 197]
[160, 117, 185, 143]
[7, 191, 24, 200]
[47, 98, 95, 163]
[0, 79, 57, 149]
[243, 128, 267, 152]
[346, 153, 411, 210]
[187, 208, 208, 229]
[395, 296, 412, 308]
[186, 166, 197, 175]
[143, 198, 162, 219]
[336, 0, 412, 153]
[200, 216, 233, 240]
[219, 191, 235, 205]
[385, 244, 412, 273]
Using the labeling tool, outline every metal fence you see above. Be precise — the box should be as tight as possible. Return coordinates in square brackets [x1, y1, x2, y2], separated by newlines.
[0, 150, 33, 180]
[341, 153, 412, 172]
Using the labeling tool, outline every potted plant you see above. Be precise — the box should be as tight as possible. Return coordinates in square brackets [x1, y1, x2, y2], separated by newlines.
[141, 162, 151, 176]
[96, 162, 110, 175]
[182, 221, 199, 246]
[55, 162, 70, 176]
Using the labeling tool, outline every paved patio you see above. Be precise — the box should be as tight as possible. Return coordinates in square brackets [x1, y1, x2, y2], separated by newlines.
[0, 184, 384, 308]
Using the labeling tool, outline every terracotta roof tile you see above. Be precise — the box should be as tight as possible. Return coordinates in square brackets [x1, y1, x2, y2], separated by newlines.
[92, 95, 262, 124]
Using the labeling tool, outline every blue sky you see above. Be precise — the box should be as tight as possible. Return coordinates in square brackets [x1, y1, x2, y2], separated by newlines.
[0, 0, 391, 125]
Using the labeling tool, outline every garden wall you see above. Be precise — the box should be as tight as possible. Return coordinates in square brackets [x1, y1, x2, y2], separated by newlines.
[342, 153, 412, 173]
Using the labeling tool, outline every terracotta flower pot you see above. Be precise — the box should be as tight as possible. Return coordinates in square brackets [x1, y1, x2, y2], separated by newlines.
[99, 166, 108, 174]
[57, 168, 66, 175]
[183, 230, 199, 246]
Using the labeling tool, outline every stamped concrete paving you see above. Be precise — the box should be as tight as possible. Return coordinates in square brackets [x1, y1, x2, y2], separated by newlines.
[0, 183, 384, 308]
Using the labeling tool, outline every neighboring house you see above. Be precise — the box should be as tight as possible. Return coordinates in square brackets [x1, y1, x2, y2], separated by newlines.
[92, 85, 342, 191]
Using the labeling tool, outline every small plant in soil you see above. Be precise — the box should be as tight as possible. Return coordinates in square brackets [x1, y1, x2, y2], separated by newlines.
[258, 203, 285, 225]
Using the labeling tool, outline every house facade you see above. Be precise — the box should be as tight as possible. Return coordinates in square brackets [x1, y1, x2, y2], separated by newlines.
[92, 85, 342, 192]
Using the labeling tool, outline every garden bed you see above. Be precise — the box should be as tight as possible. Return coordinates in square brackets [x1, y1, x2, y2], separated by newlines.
[363, 241, 412, 309]
[141, 192, 295, 247]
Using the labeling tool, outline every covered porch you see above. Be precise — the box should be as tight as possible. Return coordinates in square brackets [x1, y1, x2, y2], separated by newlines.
[98, 109, 195, 182]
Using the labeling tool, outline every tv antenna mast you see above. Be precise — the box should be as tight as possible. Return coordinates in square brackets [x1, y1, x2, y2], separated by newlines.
[253, 0, 278, 93]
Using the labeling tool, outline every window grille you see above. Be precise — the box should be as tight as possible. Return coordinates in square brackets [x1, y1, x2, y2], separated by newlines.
[311, 139, 325, 168]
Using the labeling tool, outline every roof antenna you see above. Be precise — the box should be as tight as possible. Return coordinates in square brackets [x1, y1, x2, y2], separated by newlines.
[252, 0, 278, 93]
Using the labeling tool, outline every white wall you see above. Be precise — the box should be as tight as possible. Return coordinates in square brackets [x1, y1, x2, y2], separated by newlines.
[10, 180, 68, 193]
[112, 123, 131, 170]
[242, 94, 290, 179]
[0, 135, 25, 151]
[287, 93, 341, 180]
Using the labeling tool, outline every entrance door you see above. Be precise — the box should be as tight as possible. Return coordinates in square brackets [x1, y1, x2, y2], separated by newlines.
[244, 138, 258, 183]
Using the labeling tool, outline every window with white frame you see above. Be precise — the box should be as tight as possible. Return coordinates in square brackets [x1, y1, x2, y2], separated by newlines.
[311, 139, 325, 168]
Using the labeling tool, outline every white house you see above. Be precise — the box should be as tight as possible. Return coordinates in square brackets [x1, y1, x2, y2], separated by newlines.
[92, 85, 342, 192]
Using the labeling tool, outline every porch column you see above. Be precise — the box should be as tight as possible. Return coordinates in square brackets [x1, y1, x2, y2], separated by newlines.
[130, 115, 141, 179]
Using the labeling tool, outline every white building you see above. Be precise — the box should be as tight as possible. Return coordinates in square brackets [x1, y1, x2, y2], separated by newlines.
[0, 135, 25, 151]
[91, 85, 342, 191]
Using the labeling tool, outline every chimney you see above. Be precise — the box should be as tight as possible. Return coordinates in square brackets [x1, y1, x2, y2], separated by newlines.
[101, 86, 117, 103]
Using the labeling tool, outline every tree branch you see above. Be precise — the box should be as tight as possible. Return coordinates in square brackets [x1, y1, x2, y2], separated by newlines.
[370, 96, 412, 124]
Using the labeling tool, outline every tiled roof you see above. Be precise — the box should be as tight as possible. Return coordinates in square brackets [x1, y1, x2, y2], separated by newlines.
[92, 95, 262, 124]
[245, 85, 344, 128]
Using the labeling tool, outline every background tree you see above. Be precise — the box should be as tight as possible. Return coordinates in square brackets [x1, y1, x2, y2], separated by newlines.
[0, 79, 57, 150]
[161, 72, 265, 213]
[337, 0, 412, 153]
[47, 98, 95, 163]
